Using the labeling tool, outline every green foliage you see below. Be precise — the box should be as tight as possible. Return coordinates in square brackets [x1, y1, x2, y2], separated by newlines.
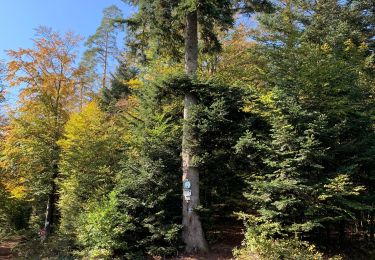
[58, 102, 123, 237]
[0, 185, 30, 237]
[85, 5, 123, 59]
[1, 103, 64, 227]
[122, 0, 273, 60]
[100, 59, 138, 112]
[234, 220, 336, 260]
[236, 0, 375, 245]
[157, 74, 257, 215]
[13, 232, 75, 259]
[84, 5, 123, 87]
[109, 77, 183, 258]
[113, 158, 182, 258]
[76, 192, 134, 259]
[2, 27, 84, 234]
[94, 73, 253, 257]
[1, 1, 375, 259]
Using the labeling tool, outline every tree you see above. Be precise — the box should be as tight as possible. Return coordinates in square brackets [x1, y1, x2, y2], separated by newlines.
[123, 0, 273, 251]
[0, 60, 5, 125]
[84, 5, 123, 89]
[100, 57, 138, 113]
[3, 27, 85, 236]
[234, 0, 375, 252]
[69, 51, 255, 257]
[199, 24, 257, 84]
[75, 70, 183, 258]
[57, 101, 123, 238]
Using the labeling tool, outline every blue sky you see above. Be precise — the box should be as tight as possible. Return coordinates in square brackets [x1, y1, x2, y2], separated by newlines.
[0, 1, 256, 108]
[0, 0, 133, 106]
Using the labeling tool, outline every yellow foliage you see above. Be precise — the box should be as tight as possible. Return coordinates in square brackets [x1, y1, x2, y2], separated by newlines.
[128, 78, 143, 90]
[359, 42, 368, 53]
[344, 39, 355, 52]
[1, 172, 27, 199]
[320, 43, 332, 53]
[259, 91, 274, 106]
[1, 28, 85, 205]
[58, 101, 103, 149]
[8, 185, 27, 199]
[127, 95, 139, 107]
[5, 26, 85, 111]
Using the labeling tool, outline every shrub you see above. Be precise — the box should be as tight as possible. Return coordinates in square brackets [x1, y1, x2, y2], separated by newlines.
[234, 223, 342, 260]
[76, 192, 134, 259]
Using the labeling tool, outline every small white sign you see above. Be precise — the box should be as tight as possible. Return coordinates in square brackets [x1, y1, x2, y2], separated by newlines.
[183, 189, 192, 197]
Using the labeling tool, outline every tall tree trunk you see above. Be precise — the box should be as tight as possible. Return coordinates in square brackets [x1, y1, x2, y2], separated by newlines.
[44, 111, 60, 238]
[103, 51, 108, 89]
[44, 165, 58, 237]
[182, 10, 208, 253]
[102, 31, 109, 89]
[370, 210, 374, 241]
[44, 181, 56, 235]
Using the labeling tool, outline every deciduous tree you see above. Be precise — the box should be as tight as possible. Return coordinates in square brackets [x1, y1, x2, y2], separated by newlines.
[58, 101, 123, 237]
[3, 27, 85, 236]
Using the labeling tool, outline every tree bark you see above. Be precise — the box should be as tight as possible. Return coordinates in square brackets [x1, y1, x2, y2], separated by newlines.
[44, 99, 60, 238]
[102, 30, 109, 90]
[44, 183, 56, 235]
[182, 10, 208, 253]
[44, 169, 58, 237]
[370, 210, 374, 241]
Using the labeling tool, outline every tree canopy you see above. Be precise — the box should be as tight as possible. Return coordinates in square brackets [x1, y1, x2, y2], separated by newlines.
[0, 1, 375, 259]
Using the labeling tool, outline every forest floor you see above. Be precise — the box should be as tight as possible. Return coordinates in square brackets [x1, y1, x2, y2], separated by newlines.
[0, 236, 23, 260]
[168, 223, 244, 260]
[1, 222, 244, 260]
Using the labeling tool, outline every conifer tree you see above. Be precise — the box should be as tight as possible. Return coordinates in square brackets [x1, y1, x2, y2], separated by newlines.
[236, 0, 375, 245]
[84, 5, 123, 89]
[122, 0, 273, 251]
[100, 58, 138, 112]
[74, 66, 183, 257]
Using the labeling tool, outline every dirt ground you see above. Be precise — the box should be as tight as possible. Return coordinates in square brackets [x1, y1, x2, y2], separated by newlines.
[0, 224, 244, 260]
[0, 237, 23, 260]
[168, 224, 244, 260]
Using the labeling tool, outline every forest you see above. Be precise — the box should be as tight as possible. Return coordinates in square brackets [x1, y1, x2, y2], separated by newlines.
[0, 0, 374, 259]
